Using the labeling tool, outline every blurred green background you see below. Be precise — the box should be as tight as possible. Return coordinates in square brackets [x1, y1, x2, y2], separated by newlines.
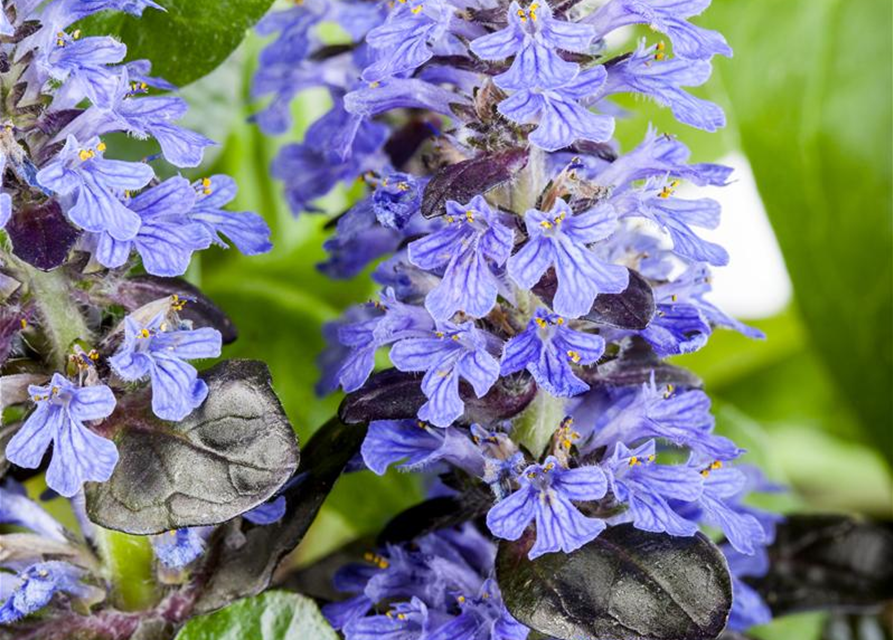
[111, 0, 891, 637]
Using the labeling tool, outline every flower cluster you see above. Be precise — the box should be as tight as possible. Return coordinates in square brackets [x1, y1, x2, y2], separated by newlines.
[0, 0, 273, 625]
[254, 0, 777, 634]
[323, 524, 528, 639]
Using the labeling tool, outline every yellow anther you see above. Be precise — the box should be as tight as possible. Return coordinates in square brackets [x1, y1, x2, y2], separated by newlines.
[562, 438, 573, 449]
[567, 350, 581, 363]
[397, 182, 410, 192]
[670, 294, 678, 302]
[57, 38, 65, 47]
[528, 3, 539, 19]
[482, 592, 490, 599]
[700, 468, 710, 477]
[72, 29, 81, 39]
[544, 462, 555, 471]
[556, 317, 565, 325]
[457, 595, 466, 603]
[711, 460, 723, 470]
[32, 395, 42, 402]
[445, 215, 455, 223]
[89, 350, 100, 361]
[647, 454, 655, 462]
[20, 318, 27, 329]
[436, 331, 445, 338]
[139, 328, 151, 339]
[663, 383, 675, 399]
[51, 386, 60, 395]
[465, 210, 475, 222]
[96, 142, 107, 153]
[655, 51, 666, 61]
[411, 4, 423, 14]
[369, 81, 381, 88]
[535, 317, 548, 329]
[451, 334, 460, 341]
[629, 456, 641, 467]
[397, 613, 407, 621]
[79, 149, 94, 161]
[527, 471, 537, 479]
[540, 220, 553, 229]
[516, 8, 527, 20]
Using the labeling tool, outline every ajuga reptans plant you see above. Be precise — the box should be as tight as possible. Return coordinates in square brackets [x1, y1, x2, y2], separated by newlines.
[3, 0, 893, 638]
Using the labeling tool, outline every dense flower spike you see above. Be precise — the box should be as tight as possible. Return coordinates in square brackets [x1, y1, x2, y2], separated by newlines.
[1, 3, 271, 611]
[252, 0, 780, 633]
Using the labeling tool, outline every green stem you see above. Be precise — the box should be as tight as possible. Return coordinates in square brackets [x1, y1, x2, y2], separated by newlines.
[94, 527, 159, 611]
[24, 264, 90, 370]
[515, 391, 567, 459]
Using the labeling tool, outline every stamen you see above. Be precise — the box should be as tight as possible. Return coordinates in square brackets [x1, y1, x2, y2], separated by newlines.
[567, 350, 581, 363]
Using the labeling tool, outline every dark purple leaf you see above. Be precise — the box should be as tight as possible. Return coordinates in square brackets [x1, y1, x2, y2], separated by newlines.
[194, 416, 366, 614]
[377, 492, 492, 545]
[497, 525, 732, 640]
[7, 199, 79, 271]
[533, 268, 655, 330]
[747, 515, 893, 616]
[580, 337, 703, 389]
[339, 368, 537, 426]
[421, 148, 528, 219]
[85, 360, 299, 534]
[110, 275, 237, 343]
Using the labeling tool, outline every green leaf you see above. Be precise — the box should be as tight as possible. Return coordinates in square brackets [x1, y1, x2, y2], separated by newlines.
[176, 591, 338, 640]
[704, 0, 893, 460]
[79, 0, 275, 87]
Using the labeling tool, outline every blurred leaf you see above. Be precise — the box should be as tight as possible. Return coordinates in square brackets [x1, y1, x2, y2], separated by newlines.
[705, 0, 893, 460]
[748, 515, 893, 616]
[79, 0, 275, 87]
[177, 591, 337, 640]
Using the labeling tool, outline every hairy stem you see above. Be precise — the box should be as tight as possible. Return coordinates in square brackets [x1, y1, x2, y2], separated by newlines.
[514, 390, 566, 459]
[94, 527, 159, 612]
[22, 262, 90, 370]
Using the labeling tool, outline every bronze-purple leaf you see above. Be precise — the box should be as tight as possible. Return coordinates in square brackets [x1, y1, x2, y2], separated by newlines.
[421, 148, 528, 219]
[7, 199, 79, 271]
[497, 525, 733, 640]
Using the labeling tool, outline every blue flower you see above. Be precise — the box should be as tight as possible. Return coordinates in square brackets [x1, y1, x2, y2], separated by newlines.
[4, 374, 118, 498]
[320, 200, 404, 279]
[152, 528, 206, 569]
[40, 34, 127, 109]
[487, 456, 607, 559]
[585, 379, 741, 461]
[0, 562, 93, 624]
[362, 0, 455, 83]
[345, 78, 469, 123]
[67, 71, 215, 168]
[90, 176, 210, 277]
[584, 0, 732, 61]
[273, 100, 387, 214]
[337, 289, 435, 393]
[372, 172, 426, 230]
[601, 40, 725, 131]
[189, 175, 272, 255]
[389, 321, 501, 427]
[425, 579, 529, 640]
[640, 281, 712, 357]
[0, 482, 67, 542]
[109, 312, 222, 422]
[508, 200, 628, 318]
[342, 597, 434, 640]
[242, 496, 288, 526]
[470, 1, 594, 91]
[724, 544, 773, 630]
[501, 308, 605, 397]
[408, 195, 514, 321]
[36, 135, 154, 241]
[693, 460, 767, 555]
[594, 126, 733, 191]
[361, 420, 485, 476]
[613, 176, 728, 266]
[498, 66, 615, 152]
[603, 441, 703, 537]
